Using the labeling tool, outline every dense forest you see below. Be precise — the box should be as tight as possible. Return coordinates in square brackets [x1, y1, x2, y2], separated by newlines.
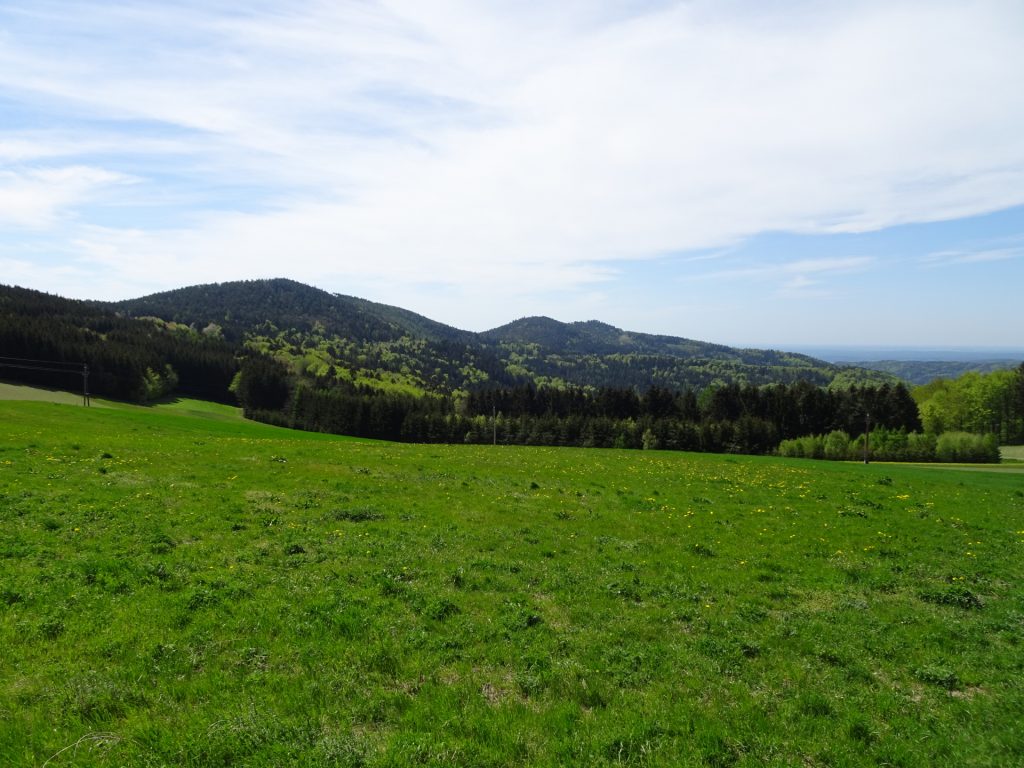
[3, 279, 889, 400]
[0, 285, 238, 402]
[245, 375, 923, 457]
[112, 279, 894, 393]
[914, 368, 1024, 444]
[775, 365, 1024, 463]
[3, 279, 1022, 460]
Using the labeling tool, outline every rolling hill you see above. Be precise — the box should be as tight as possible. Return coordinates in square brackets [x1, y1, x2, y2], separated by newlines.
[108, 278, 889, 394]
[0, 280, 944, 453]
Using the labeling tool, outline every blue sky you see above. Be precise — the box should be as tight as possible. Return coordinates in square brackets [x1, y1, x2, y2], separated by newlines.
[1, 1, 1023, 348]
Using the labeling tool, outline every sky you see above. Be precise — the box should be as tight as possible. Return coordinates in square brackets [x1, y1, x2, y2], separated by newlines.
[1, 0, 1024, 349]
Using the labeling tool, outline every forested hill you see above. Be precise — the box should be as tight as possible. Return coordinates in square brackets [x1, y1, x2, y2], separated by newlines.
[484, 316, 834, 374]
[113, 278, 888, 393]
[0, 284, 238, 402]
[2, 279, 890, 402]
[111, 278, 475, 346]
[486, 316, 753, 358]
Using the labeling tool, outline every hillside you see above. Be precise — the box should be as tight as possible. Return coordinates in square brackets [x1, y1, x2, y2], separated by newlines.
[2, 278, 903, 425]
[111, 279, 474, 346]
[3, 281, 929, 454]
[847, 359, 1021, 386]
[486, 316, 763, 359]
[108, 279, 506, 395]
[109, 278, 888, 394]
[0, 283, 238, 402]
[482, 315, 859, 391]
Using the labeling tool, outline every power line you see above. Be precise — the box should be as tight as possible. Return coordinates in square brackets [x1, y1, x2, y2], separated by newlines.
[0, 356, 90, 406]
[0, 355, 83, 368]
[0, 362, 84, 374]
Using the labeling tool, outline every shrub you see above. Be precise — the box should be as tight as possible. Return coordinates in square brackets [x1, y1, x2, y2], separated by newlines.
[823, 430, 851, 460]
[936, 432, 1000, 463]
[137, 364, 179, 402]
[869, 428, 908, 461]
[777, 438, 802, 458]
[780, 432, 847, 460]
[778, 429, 997, 464]
[800, 435, 825, 459]
[905, 432, 937, 462]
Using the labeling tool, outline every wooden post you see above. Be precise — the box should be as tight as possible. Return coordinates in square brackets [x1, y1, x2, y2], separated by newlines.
[83, 364, 90, 407]
[863, 411, 870, 464]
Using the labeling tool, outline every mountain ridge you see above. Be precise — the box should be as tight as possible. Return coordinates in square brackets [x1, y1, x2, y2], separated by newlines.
[5, 278, 893, 397]
[117, 278, 828, 367]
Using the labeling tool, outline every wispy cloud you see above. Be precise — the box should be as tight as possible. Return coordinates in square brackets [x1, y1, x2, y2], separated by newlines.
[921, 247, 1022, 266]
[688, 255, 873, 285]
[0, 1, 1022, 329]
[0, 166, 134, 228]
[777, 275, 830, 299]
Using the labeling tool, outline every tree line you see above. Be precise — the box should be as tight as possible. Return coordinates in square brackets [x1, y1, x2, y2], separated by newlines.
[773, 365, 1024, 463]
[778, 429, 1000, 463]
[5, 283, 1021, 460]
[233, 360, 924, 455]
[913, 366, 1024, 444]
[0, 286, 238, 403]
[235, 361, 1024, 462]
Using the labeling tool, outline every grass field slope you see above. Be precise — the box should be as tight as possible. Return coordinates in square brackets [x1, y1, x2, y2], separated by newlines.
[1, 398, 1023, 766]
[1001, 445, 1024, 463]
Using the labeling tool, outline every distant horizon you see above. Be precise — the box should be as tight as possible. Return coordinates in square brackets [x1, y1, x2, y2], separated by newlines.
[782, 345, 1024, 363]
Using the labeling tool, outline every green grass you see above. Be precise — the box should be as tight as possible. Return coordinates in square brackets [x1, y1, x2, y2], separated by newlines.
[0, 381, 245, 419]
[2, 400, 1023, 767]
[1000, 445, 1024, 463]
[0, 381, 93, 406]
[0, 380, 316, 434]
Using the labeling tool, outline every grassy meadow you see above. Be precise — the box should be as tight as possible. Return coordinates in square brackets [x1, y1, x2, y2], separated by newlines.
[1001, 445, 1024, 462]
[1, 395, 1023, 766]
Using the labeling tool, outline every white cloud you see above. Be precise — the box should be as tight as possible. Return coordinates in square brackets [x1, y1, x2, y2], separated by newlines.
[776, 275, 831, 299]
[0, 166, 133, 228]
[689, 255, 873, 284]
[921, 246, 1022, 266]
[0, 0, 1023, 319]
[781, 258, 875, 275]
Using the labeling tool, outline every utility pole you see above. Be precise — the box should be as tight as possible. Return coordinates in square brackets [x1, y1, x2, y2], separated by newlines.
[492, 405, 497, 446]
[0, 356, 88, 404]
[863, 411, 870, 464]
